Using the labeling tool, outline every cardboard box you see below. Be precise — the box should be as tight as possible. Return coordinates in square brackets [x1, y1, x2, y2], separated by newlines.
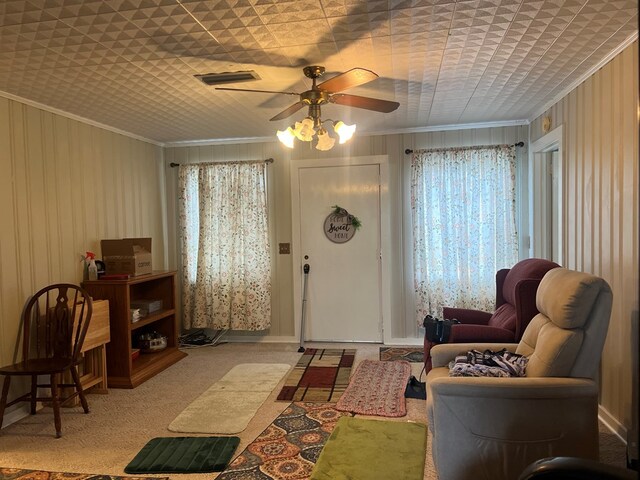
[101, 238, 152, 276]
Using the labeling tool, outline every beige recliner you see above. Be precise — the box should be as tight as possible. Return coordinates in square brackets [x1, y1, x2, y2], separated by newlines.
[426, 268, 613, 480]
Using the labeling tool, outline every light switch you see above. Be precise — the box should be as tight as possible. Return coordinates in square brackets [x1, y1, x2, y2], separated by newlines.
[279, 243, 290, 254]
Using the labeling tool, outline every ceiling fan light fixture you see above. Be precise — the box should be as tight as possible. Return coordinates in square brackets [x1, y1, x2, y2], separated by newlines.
[277, 127, 296, 148]
[334, 121, 356, 144]
[293, 117, 315, 142]
[218, 65, 397, 151]
[315, 128, 335, 151]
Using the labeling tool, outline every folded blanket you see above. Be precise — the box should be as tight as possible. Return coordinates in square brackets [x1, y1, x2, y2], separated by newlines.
[449, 349, 528, 377]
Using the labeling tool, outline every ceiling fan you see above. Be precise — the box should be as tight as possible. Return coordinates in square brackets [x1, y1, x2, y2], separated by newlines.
[215, 66, 400, 150]
[216, 65, 399, 120]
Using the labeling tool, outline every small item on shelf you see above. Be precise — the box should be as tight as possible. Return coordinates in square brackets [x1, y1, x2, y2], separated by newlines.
[130, 308, 142, 323]
[131, 348, 140, 362]
[81, 251, 99, 281]
[87, 254, 98, 281]
[137, 331, 168, 353]
[95, 260, 106, 278]
[130, 299, 163, 316]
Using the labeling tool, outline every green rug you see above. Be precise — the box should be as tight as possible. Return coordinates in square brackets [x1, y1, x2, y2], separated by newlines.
[125, 436, 239, 474]
[310, 417, 427, 480]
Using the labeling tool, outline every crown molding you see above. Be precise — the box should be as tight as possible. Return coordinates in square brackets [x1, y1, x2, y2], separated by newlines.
[529, 30, 638, 122]
[164, 135, 275, 148]
[366, 119, 530, 137]
[0, 90, 163, 147]
[163, 119, 530, 148]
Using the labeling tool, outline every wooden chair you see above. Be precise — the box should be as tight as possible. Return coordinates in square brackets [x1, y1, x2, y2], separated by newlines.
[0, 284, 93, 438]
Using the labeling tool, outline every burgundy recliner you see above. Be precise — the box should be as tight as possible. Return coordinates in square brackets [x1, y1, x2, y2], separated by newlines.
[423, 258, 560, 372]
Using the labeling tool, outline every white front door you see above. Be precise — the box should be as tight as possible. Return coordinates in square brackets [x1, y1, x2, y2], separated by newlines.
[295, 162, 382, 342]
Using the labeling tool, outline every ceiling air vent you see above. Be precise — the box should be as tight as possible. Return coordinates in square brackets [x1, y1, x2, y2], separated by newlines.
[195, 70, 261, 86]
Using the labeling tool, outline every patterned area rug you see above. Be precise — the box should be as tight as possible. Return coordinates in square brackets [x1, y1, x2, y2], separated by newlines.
[217, 402, 353, 480]
[336, 360, 411, 417]
[276, 348, 355, 402]
[379, 347, 424, 363]
[0, 468, 168, 480]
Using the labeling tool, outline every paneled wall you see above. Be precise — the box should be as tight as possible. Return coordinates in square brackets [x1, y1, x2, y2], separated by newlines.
[530, 41, 639, 434]
[0, 98, 166, 415]
[164, 125, 527, 340]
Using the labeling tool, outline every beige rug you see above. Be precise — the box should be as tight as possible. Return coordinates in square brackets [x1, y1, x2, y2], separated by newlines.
[168, 363, 291, 434]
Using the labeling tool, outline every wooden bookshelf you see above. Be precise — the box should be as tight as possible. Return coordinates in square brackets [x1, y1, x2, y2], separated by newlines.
[82, 270, 186, 388]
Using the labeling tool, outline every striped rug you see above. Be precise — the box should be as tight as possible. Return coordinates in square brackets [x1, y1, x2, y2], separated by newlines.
[276, 348, 355, 402]
[336, 360, 411, 417]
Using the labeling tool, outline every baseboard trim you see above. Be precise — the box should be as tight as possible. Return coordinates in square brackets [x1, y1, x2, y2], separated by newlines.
[385, 338, 423, 346]
[224, 335, 424, 346]
[224, 335, 298, 343]
[1, 404, 31, 429]
[599, 404, 628, 444]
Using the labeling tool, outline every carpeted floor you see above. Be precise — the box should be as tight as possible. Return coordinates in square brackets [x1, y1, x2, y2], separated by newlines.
[0, 343, 628, 480]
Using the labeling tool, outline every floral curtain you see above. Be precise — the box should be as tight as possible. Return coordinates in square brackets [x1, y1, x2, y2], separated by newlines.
[411, 145, 518, 322]
[178, 161, 271, 331]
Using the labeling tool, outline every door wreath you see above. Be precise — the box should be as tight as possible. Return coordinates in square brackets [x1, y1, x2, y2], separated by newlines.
[323, 205, 361, 243]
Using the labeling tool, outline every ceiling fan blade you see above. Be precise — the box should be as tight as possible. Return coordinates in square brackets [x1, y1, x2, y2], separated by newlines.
[270, 102, 305, 121]
[330, 94, 400, 113]
[317, 68, 378, 93]
[215, 87, 299, 96]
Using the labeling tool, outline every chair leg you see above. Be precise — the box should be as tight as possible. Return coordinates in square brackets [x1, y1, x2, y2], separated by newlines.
[50, 373, 61, 438]
[70, 366, 89, 414]
[0, 375, 11, 429]
[30, 375, 37, 414]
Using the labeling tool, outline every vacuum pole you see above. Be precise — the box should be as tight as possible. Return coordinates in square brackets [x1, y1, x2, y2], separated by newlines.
[298, 263, 310, 353]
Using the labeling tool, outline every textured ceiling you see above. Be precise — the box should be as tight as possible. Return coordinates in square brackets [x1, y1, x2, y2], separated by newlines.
[0, 0, 636, 144]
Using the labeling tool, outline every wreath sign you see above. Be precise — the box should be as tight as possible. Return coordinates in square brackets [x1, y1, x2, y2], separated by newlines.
[323, 205, 361, 244]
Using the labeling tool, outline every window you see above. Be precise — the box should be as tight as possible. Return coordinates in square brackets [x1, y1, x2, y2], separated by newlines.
[411, 145, 518, 321]
[178, 161, 271, 331]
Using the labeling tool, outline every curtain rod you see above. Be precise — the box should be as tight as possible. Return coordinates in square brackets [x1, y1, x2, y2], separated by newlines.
[169, 158, 274, 167]
[405, 142, 525, 155]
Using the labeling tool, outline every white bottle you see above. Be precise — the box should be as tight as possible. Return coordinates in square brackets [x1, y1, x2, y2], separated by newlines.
[88, 259, 98, 281]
